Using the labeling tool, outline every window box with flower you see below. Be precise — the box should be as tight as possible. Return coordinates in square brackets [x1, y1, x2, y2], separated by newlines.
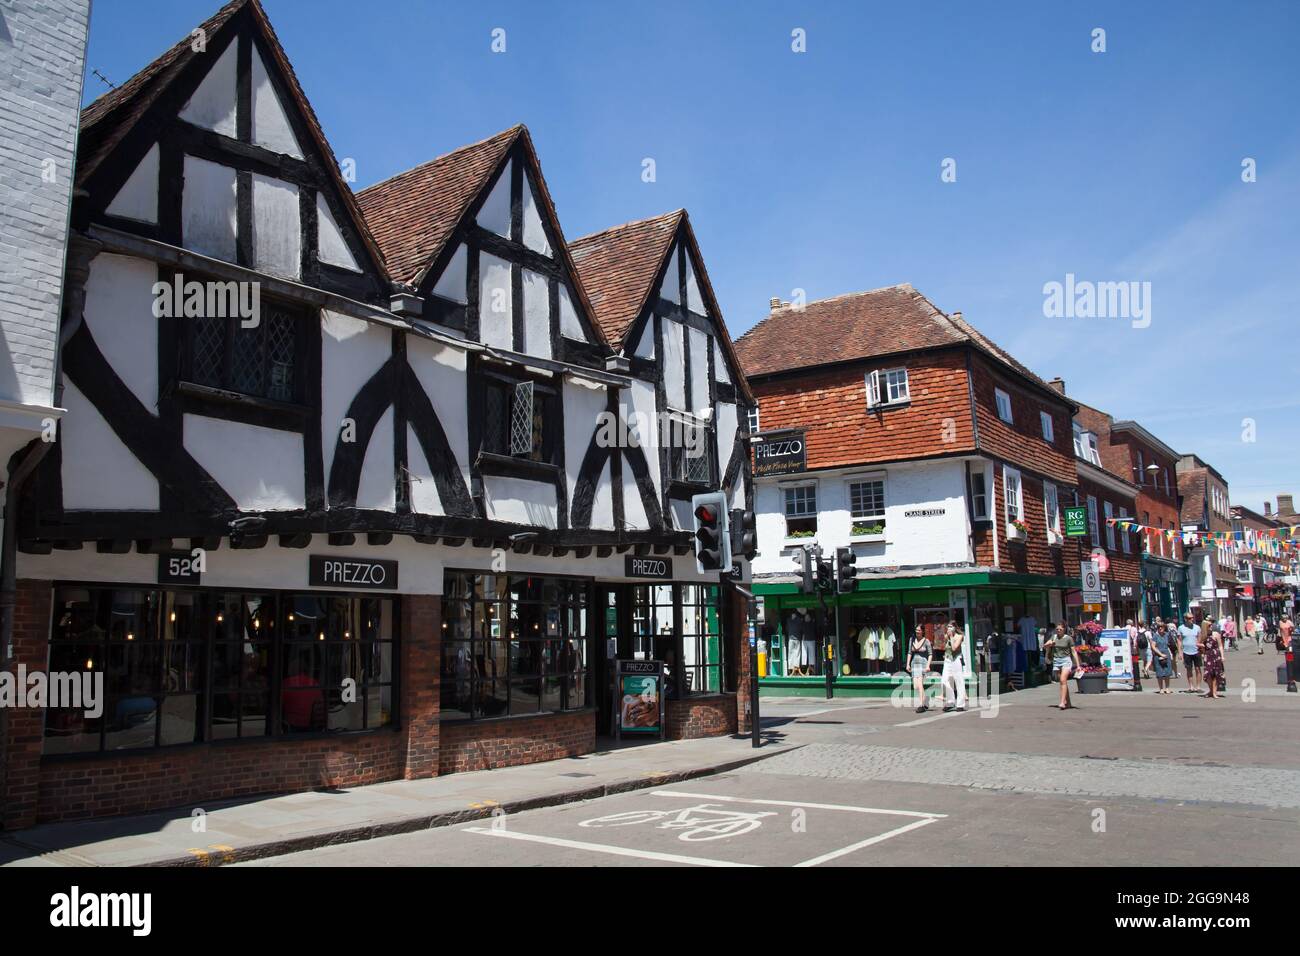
[1006, 518, 1029, 542]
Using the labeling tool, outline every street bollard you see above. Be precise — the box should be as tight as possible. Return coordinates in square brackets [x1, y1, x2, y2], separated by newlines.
[825, 640, 834, 700]
[1287, 647, 1297, 693]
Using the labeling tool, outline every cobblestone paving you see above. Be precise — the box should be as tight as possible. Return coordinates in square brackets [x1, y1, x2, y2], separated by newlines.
[738, 743, 1300, 809]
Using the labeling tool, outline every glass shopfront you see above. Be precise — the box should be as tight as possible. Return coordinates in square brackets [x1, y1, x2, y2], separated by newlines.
[45, 585, 397, 756]
[441, 572, 590, 720]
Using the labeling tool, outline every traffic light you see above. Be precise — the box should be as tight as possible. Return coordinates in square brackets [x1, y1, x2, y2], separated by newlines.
[730, 508, 756, 560]
[812, 545, 833, 594]
[690, 492, 731, 574]
[836, 546, 857, 593]
[794, 547, 813, 594]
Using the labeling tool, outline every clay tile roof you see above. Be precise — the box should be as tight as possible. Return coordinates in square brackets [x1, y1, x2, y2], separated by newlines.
[734, 284, 1066, 401]
[568, 210, 684, 346]
[355, 126, 522, 286]
[1178, 470, 1206, 526]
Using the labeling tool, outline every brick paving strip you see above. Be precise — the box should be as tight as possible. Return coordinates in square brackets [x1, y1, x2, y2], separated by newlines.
[0, 737, 800, 868]
[738, 743, 1300, 810]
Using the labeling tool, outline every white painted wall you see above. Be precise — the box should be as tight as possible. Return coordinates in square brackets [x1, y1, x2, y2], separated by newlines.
[479, 252, 512, 349]
[432, 243, 467, 303]
[316, 194, 360, 272]
[688, 325, 709, 417]
[563, 378, 606, 515]
[106, 142, 159, 223]
[178, 39, 237, 136]
[83, 253, 158, 412]
[522, 178, 550, 256]
[250, 47, 303, 158]
[661, 320, 685, 411]
[251, 174, 301, 279]
[184, 414, 305, 511]
[621, 453, 649, 530]
[715, 401, 737, 486]
[624, 379, 661, 503]
[591, 460, 614, 530]
[558, 284, 584, 341]
[751, 458, 975, 577]
[181, 155, 237, 262]
[522, 268, 550, 358]
[60, 381, 158, 510]
[355, 407, 395, 511]
[407, 334, 469, 492]
[476, 161, 511, 238]
[483, 475, 557, 528]
[320, 310, 390, 486]
[406, 423, 443, 515]
[659, 249, 679, 304]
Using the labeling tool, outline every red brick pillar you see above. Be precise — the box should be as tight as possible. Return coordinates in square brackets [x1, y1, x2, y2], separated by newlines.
[1, 580, 52, 830]
[399, 593, 439, 779]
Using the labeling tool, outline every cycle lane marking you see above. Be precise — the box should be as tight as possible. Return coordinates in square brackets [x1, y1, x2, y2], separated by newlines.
[793, 817, 938, 867]
[650, 789, 947, 819]
[460, 827, 754, 867]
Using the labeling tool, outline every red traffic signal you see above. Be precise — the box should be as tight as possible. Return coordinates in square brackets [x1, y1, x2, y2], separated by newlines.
[694, 504, 718, 524]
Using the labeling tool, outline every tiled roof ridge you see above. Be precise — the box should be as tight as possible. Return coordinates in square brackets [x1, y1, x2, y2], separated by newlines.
[569, 208, 685, 247]
[354, 124, 525, 199]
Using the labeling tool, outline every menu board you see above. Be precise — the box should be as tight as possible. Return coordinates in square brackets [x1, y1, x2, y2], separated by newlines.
[615, 660, 665, 739]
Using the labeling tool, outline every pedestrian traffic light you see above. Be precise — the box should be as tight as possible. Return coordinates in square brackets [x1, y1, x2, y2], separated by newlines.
[836, 546, 857, 593]
[794, 547, 813, 594]
[730, 508, 757, 560]
[690, 492, 731, 574]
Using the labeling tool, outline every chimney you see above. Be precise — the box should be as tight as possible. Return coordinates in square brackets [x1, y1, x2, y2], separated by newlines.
[1279, 494, 1295, 517]
[951, 311, 963, 323]
[1264, 501, 1272, 517]
[769, 297, 783, 312]
[1048, 377, 1066, 395]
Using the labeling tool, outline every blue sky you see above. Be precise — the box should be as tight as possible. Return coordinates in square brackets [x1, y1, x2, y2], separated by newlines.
[83, 0, 1300, 511]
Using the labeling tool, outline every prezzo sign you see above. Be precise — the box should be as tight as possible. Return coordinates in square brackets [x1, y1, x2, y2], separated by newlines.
[308, 555, 398, 590]
[752, 431, 806, 477]
[625, 555, 673, 579]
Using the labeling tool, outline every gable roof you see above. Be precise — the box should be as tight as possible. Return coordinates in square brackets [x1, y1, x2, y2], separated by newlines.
[355, 125, 521, 286]
[77, 0, 387, 280]
[568, 209, 753, 403]
[733, 284, 1071, 405]
[568, 210, 683, 346]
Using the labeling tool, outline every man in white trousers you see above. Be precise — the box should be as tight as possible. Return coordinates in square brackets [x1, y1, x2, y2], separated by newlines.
[941, 622, 967, 712]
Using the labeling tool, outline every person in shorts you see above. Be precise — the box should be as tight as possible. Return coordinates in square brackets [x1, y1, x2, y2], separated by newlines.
[1047, 622, 1080, 711]
[1179, 613, 1203, 693]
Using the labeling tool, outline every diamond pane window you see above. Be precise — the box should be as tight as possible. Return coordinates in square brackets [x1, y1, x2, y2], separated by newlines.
[187, 290, 302, 403]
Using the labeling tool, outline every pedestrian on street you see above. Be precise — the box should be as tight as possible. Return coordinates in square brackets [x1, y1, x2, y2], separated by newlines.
[1202, 622, 1225, 699]
[941, 622, 967, 712]
[1168, 620, 1180, 679]
[1281, 615, 1295, 654]
[1244, 614, 1259, 654]
[1047, 622, 1080, 711]
[1179, 613, 1203, 694]
[1137, 619, 1153, 678]
[1256, 613, 1268, 654]
[1152, 622, 1174, 693]
[909, 625, 932, 714]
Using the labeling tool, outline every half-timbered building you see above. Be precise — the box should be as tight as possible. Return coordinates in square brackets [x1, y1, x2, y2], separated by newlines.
[2, 0, 751, 828]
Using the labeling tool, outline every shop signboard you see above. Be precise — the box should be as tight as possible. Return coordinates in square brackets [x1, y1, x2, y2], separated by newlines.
[308, 555, 398, 590]
[1100, 628, 1134, 687]
[752, 431, 806, 477]
[157, 551, 203, 586]
[1108, 581, 1139, 602]
[1064, 506, 1088, 537]
[614, 659, 665, 740]
[1080, 560, 1104, 604]
[624, 555, 673, 579]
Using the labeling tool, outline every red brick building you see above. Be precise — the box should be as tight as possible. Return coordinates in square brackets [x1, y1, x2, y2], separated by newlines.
[1178, 455, 1238, 622]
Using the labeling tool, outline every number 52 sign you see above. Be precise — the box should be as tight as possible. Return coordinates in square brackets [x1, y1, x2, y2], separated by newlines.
[158, 548, 206, 585]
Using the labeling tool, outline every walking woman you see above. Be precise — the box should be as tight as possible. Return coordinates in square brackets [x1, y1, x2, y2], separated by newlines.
[1202, 622, 1225, 699]
[941, 622, 967, 712]
[1046, 622, 1080, 711]
[909, 625, 933, 714]
[1151, 620, 1174, 693]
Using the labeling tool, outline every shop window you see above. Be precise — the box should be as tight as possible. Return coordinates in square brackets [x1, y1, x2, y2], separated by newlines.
[849, 478, 886, 536]
[209, 593, 273, 740]
[784, 483, 817, 537]
[189, 297, 301, 403]
[680, 585, 723, 693]
[631, 584, 676, 664]
[441, 572, 589, 719]
[844, 603, 900, 675]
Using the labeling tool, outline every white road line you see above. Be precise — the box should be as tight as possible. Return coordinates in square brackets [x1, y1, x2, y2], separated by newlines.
[794, 817, 939, 867]
[649, 790, 946, 819]
[461, 826, 754, 867]
[897, 706, 987, 727]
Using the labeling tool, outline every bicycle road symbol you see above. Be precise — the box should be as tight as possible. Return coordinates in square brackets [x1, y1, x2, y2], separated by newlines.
[578, 803, 777, 842]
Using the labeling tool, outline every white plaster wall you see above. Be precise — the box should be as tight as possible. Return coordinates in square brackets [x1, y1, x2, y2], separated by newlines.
[625, 379, 661, 502]
[483, 475, 557, 528]
[713, 339, 730, 383]
[320, 310, 390, 485]
[182, 155, 237, 262]
[251, 174, 301, 279]
[751, 459, 974, 577]
[591, 459, 614, 530]
[522, 179, 550, 256]
[558, 284, 583, 340]
[689, 326, 710, 417]
[60, 381, 158, 510]
[83, 253, 158, 412]
[662, 320, 685, 411]
[316, 193, 360, 272]
[355, 407, 395, 511]
[669, 498, 692, 532]
[178, 39, 237, 136]
[659, 249, 679, 304]
[106, 142, 158, 223]
[563, 378, 606, 510]
[621, 455, 649, 530]
[633, 320, 654, 358]
[184, 414, 305, 510]
[479, 252, 513, 349]
[407, 334, 469, 492]
[406, 423, 443, 515]
[476, 161, 511, 238]
[250, 48, 303, 158]
[432, 243, 467, 303]
[522, 268, 550, 358]
[684, 256, 704, 314]
[715, 401, 737, 487]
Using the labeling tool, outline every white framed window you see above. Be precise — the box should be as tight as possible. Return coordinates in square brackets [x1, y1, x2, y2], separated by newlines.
[971, 470, 989, 520]
[1043, 481, 1061, 535]
[848, 477, 886, 535]
[1087, 495, 1100, 547]
[1104, 501, 1116, 550]
[1040, 411, 1054, 443]
[866, 367, 909, 407]
[1072, 423, 1085, 458]
[783, 483, 817, 538]
[995, 388, 1013, 424]
[1003, 466, 1023, 522]
[747, 405, 760, 437]
[1119, 507, 1131, 554]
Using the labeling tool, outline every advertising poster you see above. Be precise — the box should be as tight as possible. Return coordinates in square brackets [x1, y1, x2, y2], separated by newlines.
[616, 661, 664, 738]
[1100, 628, 1134, 687]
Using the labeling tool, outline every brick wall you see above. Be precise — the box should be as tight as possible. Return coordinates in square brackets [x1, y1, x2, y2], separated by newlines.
[0, 0, 90, 407]
[2, 586, 441, 828]
[751, 350, 976, 472]
[438, 710, 595, 775]
[666, 694, 737, 740]
[994, 467, 1076, 579]
[1075, 472, 1142, 585]
[970, 355, 1076, 485]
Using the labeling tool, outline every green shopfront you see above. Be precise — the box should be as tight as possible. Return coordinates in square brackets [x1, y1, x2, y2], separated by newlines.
[753, 572, 1079, 697]
[1140, 555, 1190, 622]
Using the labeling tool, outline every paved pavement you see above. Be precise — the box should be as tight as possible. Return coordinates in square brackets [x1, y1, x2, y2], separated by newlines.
[4, 642, 1296, 867]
